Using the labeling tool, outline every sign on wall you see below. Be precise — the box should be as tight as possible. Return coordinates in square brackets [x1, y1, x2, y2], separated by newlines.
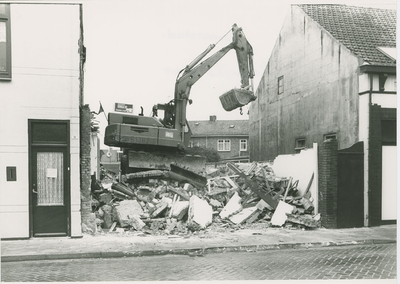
[114, 103, 133, 113]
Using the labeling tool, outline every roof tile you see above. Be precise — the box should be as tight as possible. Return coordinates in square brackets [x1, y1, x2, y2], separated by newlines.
[297, 4, 396, 66]
[188, 120, 249, 136]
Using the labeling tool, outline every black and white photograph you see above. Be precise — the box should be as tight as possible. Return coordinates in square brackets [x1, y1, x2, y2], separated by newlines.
[0, 0, 397, 282]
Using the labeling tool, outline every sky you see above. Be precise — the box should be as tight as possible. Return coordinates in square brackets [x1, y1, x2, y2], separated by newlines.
[81, 0, 397, 142]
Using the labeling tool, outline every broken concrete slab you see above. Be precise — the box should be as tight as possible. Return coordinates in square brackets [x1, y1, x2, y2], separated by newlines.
[188, 195, 212, 229]
[219, 192, 242, 219]
[271, 201, 294, 226]
[171, 200, 189, 218]
[229, 206, 259, 224]
[286, 213, 320, 228]
[128, 214, 146, 231]
[114, 200, 144, 227]
[256, 199, 274, 211]
[150, 201, 168, 218]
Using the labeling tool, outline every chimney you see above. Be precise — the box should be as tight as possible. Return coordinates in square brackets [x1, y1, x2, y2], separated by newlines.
[209, 115, 217, 122]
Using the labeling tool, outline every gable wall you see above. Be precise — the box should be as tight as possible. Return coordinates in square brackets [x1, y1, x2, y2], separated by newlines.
[249, 6, 361, 161]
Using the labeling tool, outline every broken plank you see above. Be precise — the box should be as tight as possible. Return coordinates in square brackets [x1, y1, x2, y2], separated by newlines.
[168, 186, 190, 201]
[227, 163, 278, 210]
[109, 221, 117, 232]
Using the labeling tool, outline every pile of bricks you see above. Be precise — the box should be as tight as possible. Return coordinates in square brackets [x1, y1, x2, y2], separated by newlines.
[90, 162, 320, 235]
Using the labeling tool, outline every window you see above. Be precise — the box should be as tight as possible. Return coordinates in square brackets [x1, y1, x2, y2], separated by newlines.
[0, 4, 11, 80]
[217, 139, 231, 151]
[295, 138, 305, 153]
[278, 76, 284, 94]
[189, 141, 199, 148]
[240, 139, 248, 151]
[324, 133, 337, 141]
[381, 120, 396, 145]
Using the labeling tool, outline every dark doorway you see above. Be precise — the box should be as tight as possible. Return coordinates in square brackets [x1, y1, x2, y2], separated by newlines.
[337, 142, 364, 228]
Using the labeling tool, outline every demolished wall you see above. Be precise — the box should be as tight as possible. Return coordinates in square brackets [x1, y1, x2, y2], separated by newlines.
[89, 161, 321, 236]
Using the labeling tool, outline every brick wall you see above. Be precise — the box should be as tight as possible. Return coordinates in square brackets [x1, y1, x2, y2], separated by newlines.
[190, 136, 249, 160]
[318, 139, 338, 228]
[80, 105, 96, 233]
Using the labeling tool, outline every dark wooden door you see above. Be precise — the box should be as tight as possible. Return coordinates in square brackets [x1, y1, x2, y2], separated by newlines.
[31, 147, 69, 236]
[337, 142, 364, 228]
[29, 120, 70, 237]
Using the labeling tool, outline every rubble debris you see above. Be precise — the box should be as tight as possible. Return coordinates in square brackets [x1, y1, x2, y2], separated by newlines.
[90, 162, 320, 235]
[101, 205, 114, 229]
[286, 213, 320, 228]
[227, 163, 279, 210]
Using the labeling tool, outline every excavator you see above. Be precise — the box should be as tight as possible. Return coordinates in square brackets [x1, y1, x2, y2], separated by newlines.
[104, 23, 256, 176]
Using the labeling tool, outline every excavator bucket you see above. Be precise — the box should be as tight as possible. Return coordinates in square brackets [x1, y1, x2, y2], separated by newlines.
[219, 88, 257, 111]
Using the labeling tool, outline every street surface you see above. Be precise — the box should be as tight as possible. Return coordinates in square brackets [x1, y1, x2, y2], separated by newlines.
[1, 243, 396, 281]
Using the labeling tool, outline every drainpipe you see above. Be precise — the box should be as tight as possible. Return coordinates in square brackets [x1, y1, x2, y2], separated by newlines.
[364, 74, 373, 227]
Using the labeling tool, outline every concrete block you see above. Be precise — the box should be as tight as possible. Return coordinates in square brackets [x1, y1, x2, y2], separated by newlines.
[229, 206, 259, 224]
[219, 192, 242, 219]
[114, 200, 144, 227]
[171, 201, 189, 218]
[271, 201, 294, 226]
[188, 195, 212, 229]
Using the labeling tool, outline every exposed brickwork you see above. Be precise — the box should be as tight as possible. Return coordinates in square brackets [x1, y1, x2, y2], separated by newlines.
[368, 104, 382, 226]
[318, 139, 338, 228]
[80, 105, 96, 233]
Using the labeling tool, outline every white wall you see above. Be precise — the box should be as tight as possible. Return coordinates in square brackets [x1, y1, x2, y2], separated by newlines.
[270, 143, 318, 213]
[381, 146, 397, 220]
[0, 4, 82, 238]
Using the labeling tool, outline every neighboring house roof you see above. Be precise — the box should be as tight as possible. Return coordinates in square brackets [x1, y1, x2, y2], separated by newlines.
[188, 119, 249, 136]
[297, 4, 396, 66]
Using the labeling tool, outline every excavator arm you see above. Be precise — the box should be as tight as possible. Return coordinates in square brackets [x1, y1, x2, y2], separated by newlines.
[104, 24, 256, 175]
[172, 23, 256, 142]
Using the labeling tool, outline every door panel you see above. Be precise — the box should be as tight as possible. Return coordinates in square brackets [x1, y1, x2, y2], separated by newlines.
[337, 142, 364, 228]
[32, 147, 68, 236]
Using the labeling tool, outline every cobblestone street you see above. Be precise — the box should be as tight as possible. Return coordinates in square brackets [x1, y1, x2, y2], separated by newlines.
[1, 243, 396, 281]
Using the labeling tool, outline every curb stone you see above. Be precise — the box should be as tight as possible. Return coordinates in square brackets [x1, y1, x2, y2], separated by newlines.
[1, 238, 395, 263]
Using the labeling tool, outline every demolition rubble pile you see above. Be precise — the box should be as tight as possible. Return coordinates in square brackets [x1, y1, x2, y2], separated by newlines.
[91, 162, 320, 235]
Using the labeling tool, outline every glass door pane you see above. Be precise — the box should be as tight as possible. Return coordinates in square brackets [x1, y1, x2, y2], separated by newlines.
[36, 152, 64, 206]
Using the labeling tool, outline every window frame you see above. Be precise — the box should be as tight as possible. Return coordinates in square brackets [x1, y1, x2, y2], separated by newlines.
[295, 138, 306, 153]
[0, 4, 11, 80]
[217, 139, 231, 152]
[278, 75, 284, 95]
[240, 139, 248, 151]
[324, 133, 337, 141]
[189, 141, 200, 148]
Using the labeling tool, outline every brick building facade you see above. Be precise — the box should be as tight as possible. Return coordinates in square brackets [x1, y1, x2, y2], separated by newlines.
[188, 116, 249, 162]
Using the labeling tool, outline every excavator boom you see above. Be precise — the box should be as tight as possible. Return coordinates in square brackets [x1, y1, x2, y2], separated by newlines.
[173, 24, 256, 141]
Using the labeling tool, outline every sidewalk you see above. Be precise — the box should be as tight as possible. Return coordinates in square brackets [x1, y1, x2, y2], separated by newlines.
[1, 225, 396, 262]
